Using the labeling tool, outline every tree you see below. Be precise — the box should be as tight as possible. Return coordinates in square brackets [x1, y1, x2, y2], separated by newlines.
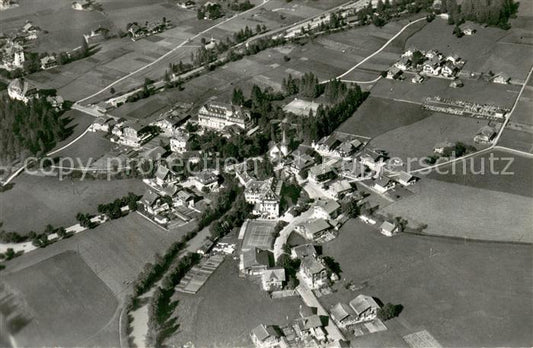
[110, 87, 116, 94]
[341, 198, 360, 218]
[232, 87, 245, 106]
[377, 303, 403, 321]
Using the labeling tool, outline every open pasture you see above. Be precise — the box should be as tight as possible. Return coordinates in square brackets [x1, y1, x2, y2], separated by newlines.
[368, 111, 487, 165]
[0, 174, 145, 234]
[498, 129, 533, 154]
[427, 150, 533, 198]
[322, 219, 533, 347]
[4, 251, 118, 347]
[380, 177, 533, 243]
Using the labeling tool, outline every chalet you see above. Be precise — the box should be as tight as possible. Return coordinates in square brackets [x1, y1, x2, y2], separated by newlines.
[241, 248, 273, 276]
[379, 221, 398, 237]
[190, 170, 218, 191]
[291, 244, 318, 260]
[411, 74, 424, 84]
[359, 150, 383, 170]
[313, 199, 340, 220]
[174, 190, 195, 208]
[474, 126, 496, 144]
[446, 53, 461, 65]
[7, 78, 37, 103]
[327, 180, 353, 199]
[170, 133, 189, 153]
[295, 219, 331, 241]
[177, 0, 196, 9]
[121, 124, 143, 147]
[441, 61, 457, 78]
[84, 27, 108, 44]
[250, 324, 283, 348]
[373, 177, 395, 193]
[312, 135, 342, 157]
[493, 73, 510, 84]
[261, 268, 286, 291]
[196, 239, 214, 255]
[154, 165, 173, 186]
[396, 171, 417, 186]
[338, 139, 362, 158]
[308, 164, 335, 184]
[349, 294, 380, 322]
[424, 49, 440, 59]
[423, 57, 441, 76]
[386, 66, 402, 80]
[89, 116, 111, 132]
[141, 190, 161, 215]
[394, 56, 411, 71]
[40, 55, 57, 70]
[330, 302, 357, 328]
[198, 102, 251, 131]
[299, 252, 329, 289]
[293, 310, 327, 343]
[289, 149, 315, 175]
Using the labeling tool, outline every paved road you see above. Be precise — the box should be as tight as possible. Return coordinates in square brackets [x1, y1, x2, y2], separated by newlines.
[273, 209, 314, 260]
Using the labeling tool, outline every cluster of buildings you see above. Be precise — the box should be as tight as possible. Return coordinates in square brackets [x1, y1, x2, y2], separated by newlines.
[198, 102, 252, 132]
[424, 96, 509, 121]
[126, 19, 172, 41]
[0, 21, 41, 71]
[388, 47, 466, 82]
[72, 0, 98, 11]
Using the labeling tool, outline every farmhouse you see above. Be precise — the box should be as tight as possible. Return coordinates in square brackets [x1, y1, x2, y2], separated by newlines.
[380, 221, 399, 237]
[299, 252, 329, 289]
[411, 74, 424, 84]
[327, 180, 353, 199]
[308, 163, 336, 183]
[330, 302, 357, 328]
[474, 126, 496, 144]
[441, 61, 458, 77]
[154, 165, 174, 186]
[291, 244, 318, 260]
[493, 73, 510, 84]
[449, 79, 464, 88]
[386, 66, 402, 80]
[373, 177, 395, 193]
[40, 55, 57, 70]
[394, 56, 411, 71]
[190, 170, 218, 191]
[84, 27, 108, 44]
[250, 324, 283, 348]
[289, 149, 315, 175]
[7, 78, 37, 103]
[121, 124, 143, 147]
[312, 135, 342, 157]
[261, 268, 286, 291]
[349, 294, 380, 322]
[396, 171, 417, 186]
[313, 199, 340, 220]
[198, 102, 251, 131]
[177, 0, 195, 9]
[170, 133, 189, 153]
[423, 57, 441, 75]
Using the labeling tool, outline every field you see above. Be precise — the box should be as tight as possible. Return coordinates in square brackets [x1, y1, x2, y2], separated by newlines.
[321, 219, 533, 347]
[51, 132, 115, 166]
[0, 174, 145, 233]
[498, 129, 533, 154]
[369, 111, 488, 165]
[380, 177, 533, 243]
[427, 150, 533, 198]
[168, 259, 303, 347]
[3, 251, 118, 347]
[337, 97, 431, 138]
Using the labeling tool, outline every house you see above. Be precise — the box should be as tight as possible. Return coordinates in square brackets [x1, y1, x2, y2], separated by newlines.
[84, 27, 109, 44]
[424, 49, 439, 59]
[446, 53, 461, 65]
[493, 73, 510, 84]
[190, 170, 218, 191]
[462, 26, 476, 35]
[313, 199, 340, 220]
[474, 126, 496, 144]
[7, 78, 37, 103]
[174, 190, 195, 208]
[198, 102, 251, 131]
[196, 239, 214, 255]
[411, 74, 424, 84]
[127, 23, 146, 40]
[402, 46, 418, 57]
[121, 124, 143, 147]
[433, 141, 453, 154]
[154, 214, 168, 224]
[295, 219, 331, 241]
[449, 79, 463, 88]
[330, 302, 357, 328]
[396, 171, 417, 186]
[299, 252, 329, 289]
[177, 0, 196, 9]
[162, 184, 179, 198]
[327, 180, 353, 199]
[244, 179, 280, 218]
[291, 244, 318, 260]
[423, 57, 441, 75]
[245, 180, 273, 203]
[154, 165, 173, 186]
[373, 177, 394, 193]
[379, 221, 398, 237]
[359, 150, 383, 170]
[312, 134, 342, 157]
[40, 55, 57, 70]
[289, 149, 315, 175]
[394, 56, 411, 71]
[293, 310, 327, 343]
[241, 248, 273, 275]
[349, 294, 380, 322]
[261, 267, 286, 291]
[170, 133, 189, 153]
[386, 66, 402, 80]
[441, 61, 457, 77]
[141, 190, 161, 215]
[308, 164, 335, 184]
[89, 116, 111, 132]
[250, 324, 283, 348]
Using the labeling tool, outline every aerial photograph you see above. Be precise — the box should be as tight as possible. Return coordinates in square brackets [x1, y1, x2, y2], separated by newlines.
[0, 0, 531, 347]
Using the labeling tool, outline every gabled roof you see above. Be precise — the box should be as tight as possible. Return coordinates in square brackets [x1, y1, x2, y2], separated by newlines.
[142, 190, 159, 205]
[315, 198, 340, 214]
[251, 324, 279, 342]
[299, 219, 331, 236]
[261, 267, 286, 282]
[242, 248, 272, 270]
[301, 255, 326, 275]
[349, 294, 380, 315]
[374, 177, 391, 188]
[292, 244, 317, 259]
[155, 166, 170, 180]
[379, 221, 397, 233]
[397, 171, 414, 183]
[330, 302, 355, 321]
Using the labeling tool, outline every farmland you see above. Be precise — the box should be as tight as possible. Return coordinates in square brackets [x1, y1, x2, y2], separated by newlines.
[0, 174, 145, 233]
[3, 251, 118, 347]
[168, 259, 303, 347]
[380, 177, 533, 243]
[427, 150, 533, 198]
[322, 219, 533, 347]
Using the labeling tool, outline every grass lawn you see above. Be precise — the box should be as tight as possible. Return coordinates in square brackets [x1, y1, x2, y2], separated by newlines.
[337, 97, 431, 138]
[3, 251, 118, 347]
[168, 259, 303, 347]
[321, 219, 533, 347]
[381, 177, 533, 243]
[498, 128, 533, 154]
[427, 150, 533, 198]
[52, 132, 115, 166]
[368, 111, 487, 167]
[0, 174, 145, 234]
